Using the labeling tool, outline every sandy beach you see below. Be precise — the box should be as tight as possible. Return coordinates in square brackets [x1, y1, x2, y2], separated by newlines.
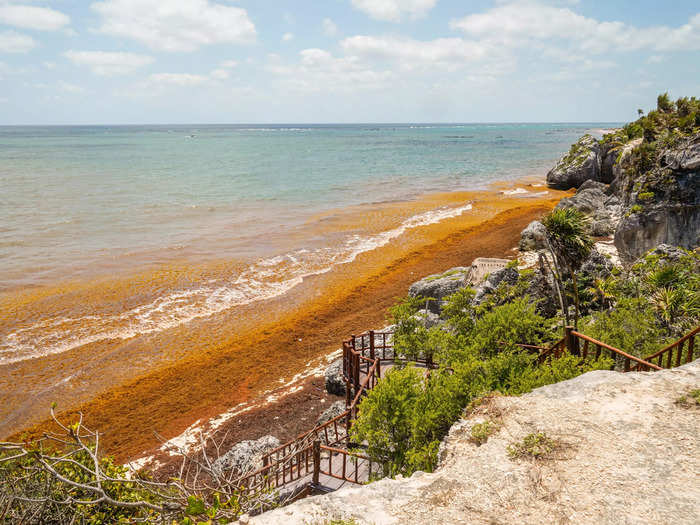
[4, 182, 566, 466]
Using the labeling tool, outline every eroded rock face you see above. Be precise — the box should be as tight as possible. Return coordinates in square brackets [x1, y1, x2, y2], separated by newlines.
[663, 133, 700, 170]
[554, 185, 622, 237]
[613, 134, 700, 262]
[213, 435, 280, 476]
[519, 220, 547, 251]
[251, 361, 700, 525]
[546, 134, 602, 190]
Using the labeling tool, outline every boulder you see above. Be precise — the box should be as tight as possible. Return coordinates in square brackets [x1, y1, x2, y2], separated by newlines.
[316, 400, 346, 427]
[555, 187, 606, 215]
[473, 266, 519, 305]
[578, 179, 608, 192]
[519, 220, 547, 251]
[324, 359, 345, 396]
[555, 188, 621, 237]
[411, 309, 442, 329]
[212, 435, 280, 475]
[546, 134, 602, 190]
[408, 267, 471, 314]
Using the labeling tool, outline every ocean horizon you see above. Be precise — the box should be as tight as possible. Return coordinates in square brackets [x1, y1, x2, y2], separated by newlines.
[0, 122, 617, 367]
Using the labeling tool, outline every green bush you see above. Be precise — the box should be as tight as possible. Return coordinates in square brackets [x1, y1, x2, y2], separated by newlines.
[583, 298, 669, 358]
[467, 298, 554, 357]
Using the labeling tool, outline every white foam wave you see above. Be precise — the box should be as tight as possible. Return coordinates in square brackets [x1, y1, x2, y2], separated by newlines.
[0, 203, 472, 364]
[500, 187, 529, 195]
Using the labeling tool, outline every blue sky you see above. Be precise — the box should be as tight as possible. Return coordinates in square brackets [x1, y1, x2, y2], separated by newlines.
[0, 0, 698, 124]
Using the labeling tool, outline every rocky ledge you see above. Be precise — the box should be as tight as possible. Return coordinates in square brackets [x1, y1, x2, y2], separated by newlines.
[245, 360, 700, 524]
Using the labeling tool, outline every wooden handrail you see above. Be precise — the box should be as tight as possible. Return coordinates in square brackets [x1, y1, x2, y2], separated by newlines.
[570, 331, 662, 371]
[642, 326, 699, 361]
[235, 324, 698, 498]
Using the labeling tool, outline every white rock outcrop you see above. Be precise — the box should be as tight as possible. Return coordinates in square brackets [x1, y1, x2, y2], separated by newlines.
[247, 360, 700, 525]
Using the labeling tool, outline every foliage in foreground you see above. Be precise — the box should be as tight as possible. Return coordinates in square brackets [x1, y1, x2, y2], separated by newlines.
[352, 295, 612, 477]
[0, 409, 282, 524]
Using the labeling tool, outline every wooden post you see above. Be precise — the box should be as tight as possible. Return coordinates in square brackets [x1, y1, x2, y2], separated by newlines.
[687, 336, 695, 364]
[369, 330, 375, 361]
[312, 440, 320, 485]
[565, 326, 579, 357]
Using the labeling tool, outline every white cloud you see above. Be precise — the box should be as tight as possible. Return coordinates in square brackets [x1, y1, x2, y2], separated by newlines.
[282, 32, 294, 42]
[146, 72, 210, 87]
[64, 50, 154, 76]
[58, 80, 85, 94]
[351, 0, 437, 22]
[647, 55, 664, 64]
[91, 0, 256, 52]
[341, 35, 510, 73]
[0, 4, 70, 31]
[220, 60, 238, 68]
[266, 48, 393, 93]
[451, 2, 700, 54]
[0, 30, 35, 53]
[322, 18, 338, 36]
[209, 68, 229, 80]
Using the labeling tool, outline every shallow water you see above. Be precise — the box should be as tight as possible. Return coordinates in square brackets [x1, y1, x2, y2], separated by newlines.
[0, 123, 611, 369]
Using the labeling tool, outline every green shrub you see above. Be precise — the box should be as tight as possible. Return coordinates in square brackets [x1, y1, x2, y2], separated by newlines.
[507, 432, 559, 460]
[467, 298, 554, 357]
[469, 421, 497, 445]
[584, 298, 669, 358]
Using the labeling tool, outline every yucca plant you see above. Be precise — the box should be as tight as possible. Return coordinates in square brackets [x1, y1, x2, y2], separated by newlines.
[541, 208, 593, 330]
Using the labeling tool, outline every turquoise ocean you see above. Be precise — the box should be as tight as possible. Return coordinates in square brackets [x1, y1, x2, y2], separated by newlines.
[0, 123, 616, 365]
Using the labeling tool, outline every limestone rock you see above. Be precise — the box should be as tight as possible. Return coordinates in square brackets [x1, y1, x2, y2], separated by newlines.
[546, 134, 602, 190]
[324, 359, 345, 397]
[316, 400, 346, 427]
[519, 220, 547, 251]
[473, 266, 519, 305]
[663, 133, 700, 170]
[213, 435, 280, 476]
[251, 361, 700, 525]
[524, 268, 558, 318]
[408, 267, 471, 314]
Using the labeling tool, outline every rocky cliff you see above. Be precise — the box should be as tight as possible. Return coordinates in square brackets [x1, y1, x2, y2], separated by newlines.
[544, 96, 700, 261]
[245, 360, 700, 525]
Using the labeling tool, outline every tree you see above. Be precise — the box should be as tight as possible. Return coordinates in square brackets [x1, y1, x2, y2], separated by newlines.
[637, 108, 644, 116]
[541, 208, 593, 330]
[657, 92, 674, 112]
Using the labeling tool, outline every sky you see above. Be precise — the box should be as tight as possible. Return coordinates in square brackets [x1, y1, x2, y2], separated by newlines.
[0, 0, 698, 124]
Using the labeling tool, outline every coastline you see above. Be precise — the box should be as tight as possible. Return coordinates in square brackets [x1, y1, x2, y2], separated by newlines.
[4, 182, 567, 465]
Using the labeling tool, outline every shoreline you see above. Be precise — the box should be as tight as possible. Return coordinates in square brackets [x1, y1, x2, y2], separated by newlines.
[7, 195, 562, 466]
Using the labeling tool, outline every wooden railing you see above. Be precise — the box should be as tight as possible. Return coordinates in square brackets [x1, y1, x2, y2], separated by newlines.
[568, 330, 661, 372]
[232, 323, 699, 499]
[638, 326, 698, 370]
[317, 444, 379, 485]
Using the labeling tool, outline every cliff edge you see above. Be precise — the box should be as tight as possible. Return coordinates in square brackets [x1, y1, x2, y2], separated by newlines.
[246, 360, 700, 525]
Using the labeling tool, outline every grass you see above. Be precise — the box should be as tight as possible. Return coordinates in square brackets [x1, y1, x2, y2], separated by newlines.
[507, 432, 559, 460]
[469, 421, 497, 446]
[675, 389, 700, 408]
[425, 269, 463, 282]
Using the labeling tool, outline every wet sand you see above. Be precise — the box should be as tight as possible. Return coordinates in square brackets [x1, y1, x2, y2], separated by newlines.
[4, 188, 564, 463]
